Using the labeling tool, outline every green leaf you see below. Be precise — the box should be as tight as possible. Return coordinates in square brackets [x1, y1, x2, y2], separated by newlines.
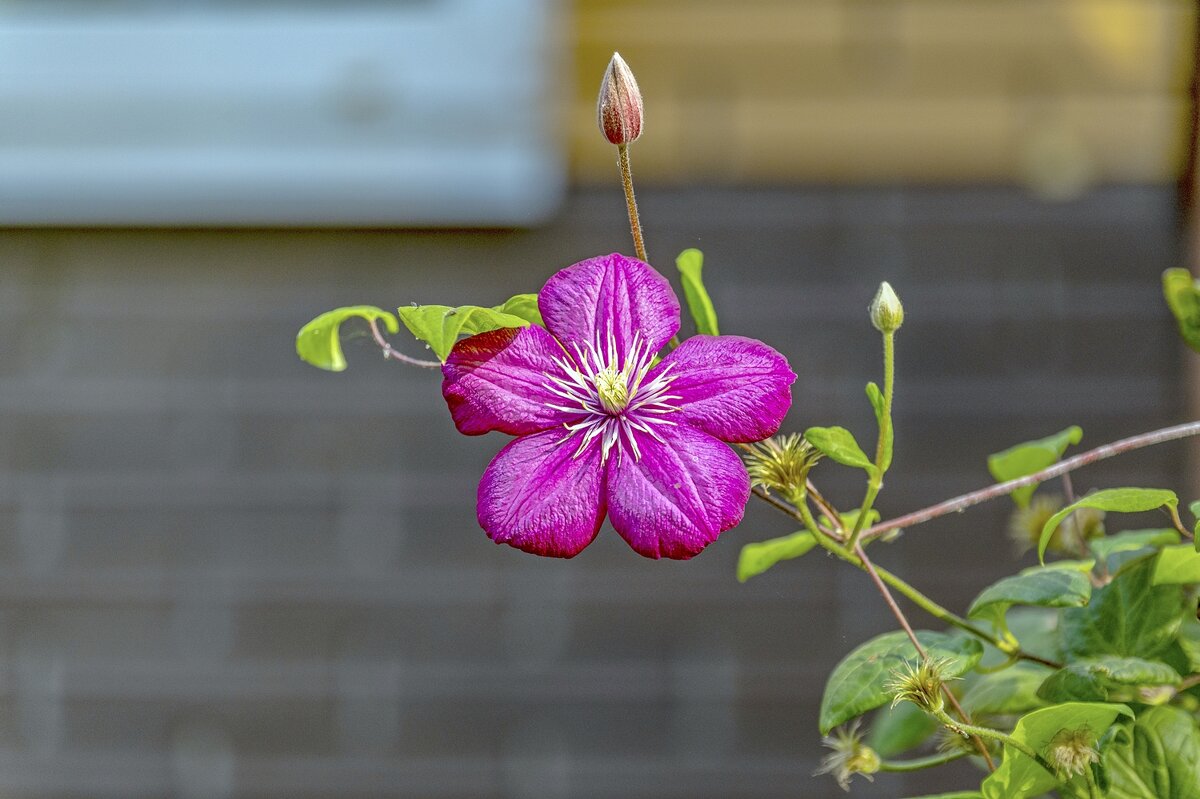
[1090, 529, 1181, 569]
[819, 630, 983, 734]
[1177, 616, 1200, 672]
[491, 293, 544, 326]
[1163, 267, 1200, 354]
[980, 702, 1132, 799]
[675, 248, 719, 336]
[397, 299, 536, 362]
[867, 700, 939, 758]
[1037, 657, 1181, 703]
[296, 305, 399, 372]
[736, 531, 817, 582]
[1153, 544, 1200, 585]
[961, 662, 1053, 717]
[1062, 555, 1185, 660]
[805, 426, 876, 474]
[967, 561, 1093, 635]
[988, 426, 1082, 508]
[865, 382, 894, 472]
[1104, 705, 1200, 799]
[1039, 488, 1178, 564]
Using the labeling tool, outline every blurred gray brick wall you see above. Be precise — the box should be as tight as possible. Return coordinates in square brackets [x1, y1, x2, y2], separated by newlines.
[0, 186, 1188, 798]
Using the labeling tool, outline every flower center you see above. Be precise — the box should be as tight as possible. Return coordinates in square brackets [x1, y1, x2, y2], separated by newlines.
[594, 367, 631, 413]
[542, 327, 681, 464]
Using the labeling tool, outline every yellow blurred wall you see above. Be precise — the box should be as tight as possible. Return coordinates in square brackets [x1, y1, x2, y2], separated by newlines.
[571, 0, 1197, 187]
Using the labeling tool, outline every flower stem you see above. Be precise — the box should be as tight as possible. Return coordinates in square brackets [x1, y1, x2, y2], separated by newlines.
[367, 318, 441, 368]
[878, 750, 970, 772]
[616, 143, 648, 263]
[860, 419, 1200, 544]
[931, 708, 1057, 777]
[847, 330, 895, 550]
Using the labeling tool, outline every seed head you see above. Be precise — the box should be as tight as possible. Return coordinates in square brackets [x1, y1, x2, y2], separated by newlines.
[886, 657, 958, 715]
[814, 721, 881, 792]
[744, 434, 822, 504]
[869, 281, 904, 334]
[1008, 494, 1105, 555]
[1047, 727, 1100, 779]
[597, 52, 643, 145]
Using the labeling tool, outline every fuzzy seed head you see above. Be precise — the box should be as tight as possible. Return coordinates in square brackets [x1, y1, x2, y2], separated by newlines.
[1047, 727, 1099, 779]
[744, 434, 822, 504]
[814, 721, 880, 792]
[869, 281, 904, 333]
[597, 52, 643, 145]
[886, 657, 958, 715]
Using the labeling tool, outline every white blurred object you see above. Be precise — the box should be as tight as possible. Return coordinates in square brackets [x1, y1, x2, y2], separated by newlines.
[0, 1, 565, 226]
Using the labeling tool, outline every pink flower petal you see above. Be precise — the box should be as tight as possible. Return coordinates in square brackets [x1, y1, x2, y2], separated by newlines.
[477, 428, 607, 558]
[538, 253, 680, 361]
[605, 424, 749, 559]
[442, 326, 579, 436]
[651, 335, 795, 442]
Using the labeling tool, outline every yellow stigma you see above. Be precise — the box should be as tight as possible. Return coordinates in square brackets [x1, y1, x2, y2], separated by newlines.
[595, 368, 630, 413]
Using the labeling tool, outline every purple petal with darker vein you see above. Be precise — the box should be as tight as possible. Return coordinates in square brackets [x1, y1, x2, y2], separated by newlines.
[538, 253, 680, 361]
[605, 424, 749, 560]
[649, 334, 795, 443]
[442, 326, 579, 437]
[477, 427, 607, 558]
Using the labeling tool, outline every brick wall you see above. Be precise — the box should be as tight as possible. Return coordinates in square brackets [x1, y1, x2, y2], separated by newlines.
[0, 185, 1187, 797]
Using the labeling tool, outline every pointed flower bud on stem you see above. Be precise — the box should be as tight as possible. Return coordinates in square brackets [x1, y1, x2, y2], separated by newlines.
[597, 52, 643, 145]
[870, 281, 905, 334]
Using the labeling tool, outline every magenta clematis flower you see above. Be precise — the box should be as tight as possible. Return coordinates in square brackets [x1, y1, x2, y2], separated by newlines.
[441, 253, 796, 559]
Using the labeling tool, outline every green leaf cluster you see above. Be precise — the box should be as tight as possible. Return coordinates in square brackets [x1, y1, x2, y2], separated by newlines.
[988, 426, 1082, 507]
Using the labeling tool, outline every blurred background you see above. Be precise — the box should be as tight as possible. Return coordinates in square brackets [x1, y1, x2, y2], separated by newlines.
[0, 0, 1197, 797]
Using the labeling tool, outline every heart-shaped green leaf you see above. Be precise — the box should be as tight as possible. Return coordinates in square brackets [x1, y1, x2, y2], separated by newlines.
[1163, 267, 1200, 353]
[980, 703, 1132, 799]
[398, 296, 540, 362]
[675, 248, 719, 336]
[1036, 656, 1181, 703]
[296, 305, 399, 372]
[1062, 555, 1184, 660]
[967, 561, 1093, 636]
[1152, 544, 1200, 585]
[988, 426, 1082, 508]
[819, 630, 983, 734]
[1103, 705, 1200, 799]
[736, 531, 817, 582]
[1039, 488, 1177, 564]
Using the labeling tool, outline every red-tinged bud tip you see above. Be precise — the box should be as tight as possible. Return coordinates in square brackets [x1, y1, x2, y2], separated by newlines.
[597, 52, 643, 145]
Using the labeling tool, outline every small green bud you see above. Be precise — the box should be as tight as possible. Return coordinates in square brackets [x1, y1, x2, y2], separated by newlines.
[869, 281, 904, 333]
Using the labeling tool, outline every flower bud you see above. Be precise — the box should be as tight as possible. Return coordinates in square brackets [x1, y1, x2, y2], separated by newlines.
[869, 281, 904, 333]
[597, 52, 643, 145]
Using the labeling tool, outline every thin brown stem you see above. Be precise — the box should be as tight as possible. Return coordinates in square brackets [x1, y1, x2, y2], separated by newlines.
[861, 420, 1200, 544]
[367, 318, 441, 368]
[617, 144, 648, 263]
[853, 543, 995, 771]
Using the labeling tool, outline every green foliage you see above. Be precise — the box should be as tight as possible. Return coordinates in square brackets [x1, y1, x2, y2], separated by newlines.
[1177, 617, 1200, 672]
[865, 381, 893, 471]
[736, 531, 816, 583]
[867, 700, 939, 757]
[819, 630, 983, 734]
[903, 794, 982, 799]
[1036, 657, 1181, 703]
[1103, 706, 1200, 799]
[296, 305, 399, 372]
[1039, 488, 1178, 564]
[967, 561, 1093, 637]
[988, 426, 1083, 508]
[397, 295, 541, 362]
[1153, 544, 1200, 585]
[980, 702, 1132, 799]
[674, 248, 719, 336]
[961, 662, 1052, 717]
[1163, 267, 1200, 353]
[1090, 529, 1180, 571]
[1062, 555, 1184, 661]
[804, 426, 876, 474]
